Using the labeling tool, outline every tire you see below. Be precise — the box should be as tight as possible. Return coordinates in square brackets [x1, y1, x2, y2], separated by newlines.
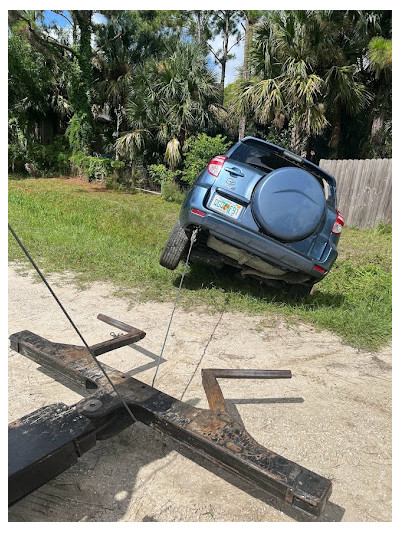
[159, 220, 190, 270]
[286, 283, 314, 300]
[252, 167, 326, 241]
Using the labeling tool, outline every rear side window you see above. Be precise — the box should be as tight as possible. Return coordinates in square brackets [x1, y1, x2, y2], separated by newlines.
[229, 139, 297, 173]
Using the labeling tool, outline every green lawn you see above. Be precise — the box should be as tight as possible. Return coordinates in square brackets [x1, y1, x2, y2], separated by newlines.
[8, 177, 392, 351]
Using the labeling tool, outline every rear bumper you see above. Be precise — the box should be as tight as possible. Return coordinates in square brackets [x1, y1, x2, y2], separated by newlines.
[180, 185, 338, 280]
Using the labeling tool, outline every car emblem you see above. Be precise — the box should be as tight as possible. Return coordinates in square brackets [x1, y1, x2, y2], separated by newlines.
[226, 178, 235, 190]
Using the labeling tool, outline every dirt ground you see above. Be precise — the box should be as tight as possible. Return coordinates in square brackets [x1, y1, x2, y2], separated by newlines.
[8, 265, 392, 522]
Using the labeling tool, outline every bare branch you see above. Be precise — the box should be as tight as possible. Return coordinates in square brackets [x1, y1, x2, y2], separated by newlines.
[15, 11, 77, 56]
[227, 35, 245, 54]
[206, 42, 221, 64]
[51, 10, 73, 27]
[96, 31, 124, 53]
[214, 11, 225, 23]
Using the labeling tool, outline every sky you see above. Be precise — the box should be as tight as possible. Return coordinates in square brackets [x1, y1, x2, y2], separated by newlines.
[208, 33, 244, 86]
[42, 10, 244, 87]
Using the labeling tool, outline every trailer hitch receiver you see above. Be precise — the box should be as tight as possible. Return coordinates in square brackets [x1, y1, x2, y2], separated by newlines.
[8, 315, 332, 519]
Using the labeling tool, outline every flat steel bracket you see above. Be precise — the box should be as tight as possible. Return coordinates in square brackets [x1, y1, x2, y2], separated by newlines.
[8, 315, 332, 518]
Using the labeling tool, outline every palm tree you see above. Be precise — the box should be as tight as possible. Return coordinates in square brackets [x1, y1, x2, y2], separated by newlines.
[116, 41, 219, 168]
[366, 36, 392, 155]
[238, 10, 263, 140]
[94, 11, 174, 142]
[235, 10, 372, 156]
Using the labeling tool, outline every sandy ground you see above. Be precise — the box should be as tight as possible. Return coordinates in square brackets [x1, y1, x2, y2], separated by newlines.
[8, 265, 391, 522]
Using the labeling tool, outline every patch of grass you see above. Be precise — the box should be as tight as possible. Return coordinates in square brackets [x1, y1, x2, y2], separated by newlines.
[8, 178, 391, 351]
[8, 178, 180, 294]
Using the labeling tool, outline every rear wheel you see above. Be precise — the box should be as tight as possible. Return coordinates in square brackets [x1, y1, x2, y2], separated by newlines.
[159, 220, 190, 270]
[286, 283, 315, 300]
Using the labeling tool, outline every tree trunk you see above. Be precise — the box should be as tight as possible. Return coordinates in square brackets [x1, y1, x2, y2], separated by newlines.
[69, 10, 94, 155]
[195, 12, 201, 42]
[330, 106, 341, 159]
[306, 136, 313, 161]
[291, 122, 303, 154]
[219, 14, 230, 101]
[238, 116, 246, 140]
[371, 113, 384, 137]
[238, 14, 252, 140]
[220, 60, 227, 99]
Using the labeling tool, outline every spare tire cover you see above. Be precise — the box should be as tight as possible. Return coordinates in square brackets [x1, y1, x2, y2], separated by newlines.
[252, 167, 326, 242]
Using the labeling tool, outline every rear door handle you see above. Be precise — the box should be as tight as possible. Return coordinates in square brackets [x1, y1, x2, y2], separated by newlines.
[225, 166, 244, 177]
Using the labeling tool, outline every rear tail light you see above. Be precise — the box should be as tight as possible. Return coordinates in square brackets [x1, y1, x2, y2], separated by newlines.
[207, 155, 228, 178]
[191, 208, 206, 217]
[314, 265, 326, 274]
[331, 210, 344, 234]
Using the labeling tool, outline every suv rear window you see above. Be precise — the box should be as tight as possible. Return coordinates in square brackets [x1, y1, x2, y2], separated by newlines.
[229, 139, 298, 173]
[229, 138, 335, 203]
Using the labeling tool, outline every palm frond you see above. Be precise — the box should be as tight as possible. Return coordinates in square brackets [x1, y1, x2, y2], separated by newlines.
[115, 130, 149, 158]
[164, 138, 181, 169]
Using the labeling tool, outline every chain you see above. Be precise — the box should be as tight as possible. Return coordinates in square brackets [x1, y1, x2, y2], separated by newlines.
[151, 228, 198, 387]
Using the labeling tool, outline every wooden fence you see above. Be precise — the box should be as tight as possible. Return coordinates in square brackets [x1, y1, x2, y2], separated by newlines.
[319, 158, 392, 229]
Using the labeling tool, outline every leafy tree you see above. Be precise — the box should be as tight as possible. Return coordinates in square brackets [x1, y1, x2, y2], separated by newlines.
[116, 42, 220, 169]
[94, 11, 175, 148]
[209, 11, 243, 99]
[9, 10, 134, 156]
[8, 8, 392, 178]
[237, 10, 263, 140]
[166, 10, 243, 101]
[364, 36, 392, 157]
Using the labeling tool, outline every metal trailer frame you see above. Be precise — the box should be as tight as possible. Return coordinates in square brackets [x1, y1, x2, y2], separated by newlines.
[8, 314, 332, 519]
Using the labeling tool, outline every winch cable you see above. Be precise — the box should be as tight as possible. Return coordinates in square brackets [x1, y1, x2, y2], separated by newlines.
[151, 228, 198, 387]
[8, 223, 138, 424]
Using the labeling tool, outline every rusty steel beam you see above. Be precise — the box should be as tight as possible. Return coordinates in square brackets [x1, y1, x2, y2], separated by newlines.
[8, 316, 332, 519]
[90, 314, 145, 357]
[202, 368, 292, 412]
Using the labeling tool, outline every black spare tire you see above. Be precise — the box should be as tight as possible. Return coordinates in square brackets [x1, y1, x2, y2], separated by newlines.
[251, 167, 326, 242]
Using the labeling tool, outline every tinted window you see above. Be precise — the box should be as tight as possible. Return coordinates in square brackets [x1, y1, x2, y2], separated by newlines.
[229, 139, 332, 201]
[230, 139, 297, 173]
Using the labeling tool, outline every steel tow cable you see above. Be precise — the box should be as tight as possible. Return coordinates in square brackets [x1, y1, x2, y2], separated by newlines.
[151, 228, 198, 387]
[8, 223, 138, 424]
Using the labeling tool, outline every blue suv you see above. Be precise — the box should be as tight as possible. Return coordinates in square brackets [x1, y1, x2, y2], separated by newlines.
[160, 137, 344, 297]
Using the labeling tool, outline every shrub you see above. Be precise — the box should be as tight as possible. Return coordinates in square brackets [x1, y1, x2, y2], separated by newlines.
[182, 133, 231, 185]
[147, 164, 184, 202]
[111, 160, 125, 174]
[147, 164, 181, 186]
[375, 221, 392, 235]
[85, 156, 112, 181]
[161, 180, 185, 203]
[8, 144, 27, 174]
[9, 136, 72, 176]
[70, 153, 124, 182]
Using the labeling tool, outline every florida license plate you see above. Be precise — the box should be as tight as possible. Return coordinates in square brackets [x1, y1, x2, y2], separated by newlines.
[210, 194, 243, 219]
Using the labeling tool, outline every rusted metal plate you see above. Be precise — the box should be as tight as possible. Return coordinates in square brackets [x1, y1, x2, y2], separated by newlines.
[8, 403, 95, 506]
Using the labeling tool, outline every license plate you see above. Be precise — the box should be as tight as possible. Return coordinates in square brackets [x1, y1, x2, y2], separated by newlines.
[210, 194, 243, 219]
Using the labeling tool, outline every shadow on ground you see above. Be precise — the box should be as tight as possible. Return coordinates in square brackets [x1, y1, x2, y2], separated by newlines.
[174, 263, 345, 310]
